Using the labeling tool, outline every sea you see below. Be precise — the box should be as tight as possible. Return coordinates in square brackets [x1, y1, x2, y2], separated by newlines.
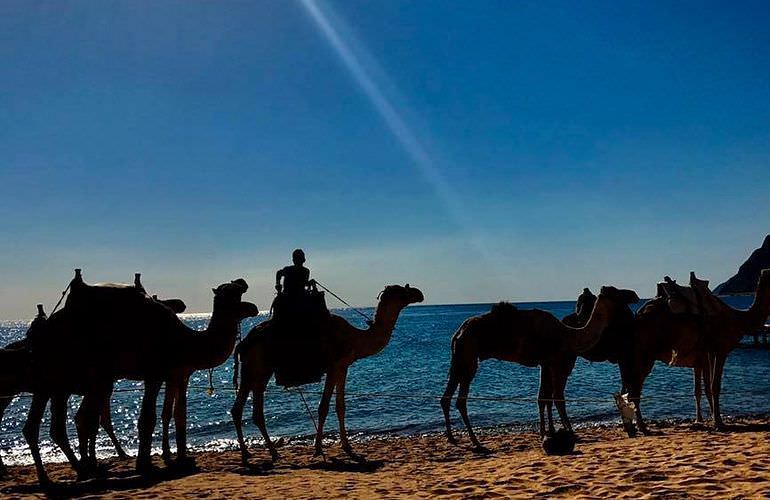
[1, 296, 769, 466]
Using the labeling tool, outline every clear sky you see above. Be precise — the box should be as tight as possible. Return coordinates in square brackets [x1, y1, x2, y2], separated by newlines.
[1, 0, 769, 319]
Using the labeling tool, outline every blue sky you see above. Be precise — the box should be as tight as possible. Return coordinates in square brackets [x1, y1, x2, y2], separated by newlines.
[1, 0, 769, 318]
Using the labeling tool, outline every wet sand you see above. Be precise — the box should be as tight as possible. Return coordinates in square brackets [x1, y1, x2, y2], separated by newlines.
[2, 417, 770, 498]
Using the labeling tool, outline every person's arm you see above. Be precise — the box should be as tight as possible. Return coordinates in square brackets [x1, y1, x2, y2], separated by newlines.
[275, 268, 284, 292]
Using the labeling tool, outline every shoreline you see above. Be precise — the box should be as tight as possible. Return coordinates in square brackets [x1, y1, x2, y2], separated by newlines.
[3, 416, 770, 498]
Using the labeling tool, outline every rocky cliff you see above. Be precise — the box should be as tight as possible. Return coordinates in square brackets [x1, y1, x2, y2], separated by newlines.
[714, 235, 770, 295]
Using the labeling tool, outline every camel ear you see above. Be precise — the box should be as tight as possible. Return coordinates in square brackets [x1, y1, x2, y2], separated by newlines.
[405, 283, 410, 289]
[212, 287, 217, 294]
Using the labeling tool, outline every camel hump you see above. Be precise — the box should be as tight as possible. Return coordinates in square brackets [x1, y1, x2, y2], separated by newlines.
[63, 276, 180, 329]
[490, 302, 517, 316]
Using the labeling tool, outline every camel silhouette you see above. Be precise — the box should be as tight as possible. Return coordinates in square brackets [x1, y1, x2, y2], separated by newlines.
[0, 305, 132, 476]
[22, 270, 258, 485]
[231, 284, 423, 463]
[440, 286, 636, 450]
[631, 269, 770, 430]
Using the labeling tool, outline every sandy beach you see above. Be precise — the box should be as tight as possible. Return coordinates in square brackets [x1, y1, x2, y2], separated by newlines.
[2, 417, 769, 498]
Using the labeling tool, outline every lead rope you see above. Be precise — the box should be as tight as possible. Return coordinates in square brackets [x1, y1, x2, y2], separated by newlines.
[233, 321, 243, 392]
[50, 282, 71, 315]
[210, 321, 243, 396]
[294, 387, 327, 462]
[314, 280, 373, 323]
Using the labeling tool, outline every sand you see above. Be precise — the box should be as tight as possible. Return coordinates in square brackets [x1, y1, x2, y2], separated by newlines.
[2, 417, 770, 498]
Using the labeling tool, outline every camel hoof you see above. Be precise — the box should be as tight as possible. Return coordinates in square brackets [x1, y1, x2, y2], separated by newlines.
[161, 452, 173, 465]
[471, 445, 491, 455]
[446, 434, 458, 446]
[173, 456, 197, 471]
[117, 452, 130, 460]
[313, 447, 324, 458]
[136, 460, 161, 477]
[269, 451, 280, 462]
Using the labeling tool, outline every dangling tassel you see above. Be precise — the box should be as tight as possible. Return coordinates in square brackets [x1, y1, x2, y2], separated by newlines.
[207, 368, 215, 396]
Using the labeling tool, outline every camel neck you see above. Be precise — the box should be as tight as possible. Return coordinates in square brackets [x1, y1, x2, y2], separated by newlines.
[354, 300, 403, 360]
[737, 281, 770, 331]
[570, 297, 609, 353]
[185, 308, 241, 371]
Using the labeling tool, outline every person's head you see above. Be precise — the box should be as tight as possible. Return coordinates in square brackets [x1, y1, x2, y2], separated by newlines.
[292, 248, 306, 265]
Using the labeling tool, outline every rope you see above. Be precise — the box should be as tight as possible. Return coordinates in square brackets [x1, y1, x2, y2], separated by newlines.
[50, 282, 71, 315]
[4, 385, 765, 404]
[290, 387, 326, 461]
[314, 280, 373, 323]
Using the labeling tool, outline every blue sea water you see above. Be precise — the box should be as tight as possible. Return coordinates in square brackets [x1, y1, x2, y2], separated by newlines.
[1, 296, 768, 465]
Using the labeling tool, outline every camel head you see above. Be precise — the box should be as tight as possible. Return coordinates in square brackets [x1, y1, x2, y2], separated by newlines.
[377, 284, 424, 308]
[212, 278, 259, 320]
[569, 286, 640, 353]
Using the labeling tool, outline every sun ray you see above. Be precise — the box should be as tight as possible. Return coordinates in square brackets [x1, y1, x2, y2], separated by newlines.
[298, 0, 503, 270]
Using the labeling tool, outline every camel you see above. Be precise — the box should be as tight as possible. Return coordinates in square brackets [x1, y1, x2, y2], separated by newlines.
[542, 286, 641, 436]
[0, 305, 132, 477]
[22, 270, 258, 484]
[559, 283, 710, 434]
[231, 284, 424, 463]
[72, 274, 190, 469]
[696, 269, 770, 428]
[621, 270, 770, 432]
[441, 286, 637, 450]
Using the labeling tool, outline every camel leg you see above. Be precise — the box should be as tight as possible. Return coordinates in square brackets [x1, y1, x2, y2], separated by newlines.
[0, 396, 12, 477]
[440, 365, 461, 445]
[161, 383, 176, 464]
[617, 361, 638, 437]
[23, 393, 50, 485]
[632, 358, 654, 435]
[710, 353, 727, 430]
[702, 359, 714, 419]
[335, 367, 361, 461]
[694, 365, 703, 423]
[537, 368, 555, 437]
[49, 394, 84, 477]
[453, 356, 485, 452]
[74, 393, 101, 473]
[313, 372, 337, 457]
[136, 379, 162, 474]
[173, 375, 192, 466]
[100, 396, 128, 459]
[456, 379, 486, 452]
[231, 383, 253, 463]
[550, 367, 573, 433]
[252, 384, 279, 462]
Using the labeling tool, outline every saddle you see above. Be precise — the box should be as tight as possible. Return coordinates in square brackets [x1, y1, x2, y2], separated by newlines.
[655, 272, 722, 316]
[271, 290, 329, 323]
[270, 290, 331, 387]
[64, 269, 187, 314]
